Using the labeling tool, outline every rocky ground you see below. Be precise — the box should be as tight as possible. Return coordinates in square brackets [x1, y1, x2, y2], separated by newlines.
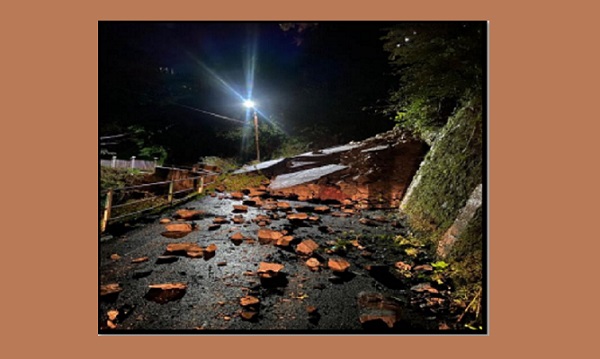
[99, 188, 467, 334]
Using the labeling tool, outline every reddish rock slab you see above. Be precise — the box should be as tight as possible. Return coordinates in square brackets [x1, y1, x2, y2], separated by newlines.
[131, 256, 149, 264]
[313, 206, 331, 214]
[230, 232, 246, 245]
[296, 239, 319, 256]
[257, 262, 284, 279]
[159, 218, 171, 224]
[357, 292, 402, 329]
[394, 261, 412, 271]
[233, 205, 248, 212]
[275, 235, 294, 247]
[276, 202, 292, 211]
[331, 211, 351, 218]
[410, 283, 439, 294]
[287, 212, 309, 221]
[100, 283, 123, 297]
[240, 310, 258, 321]
[230, 191, 244, 200]
[359, 218, 379, 226]
[306, 258, 321, 271]
[413, 264, 433, 272]
[164, 223, 193, 232]
[232, 215, 245, 224]
[328, 258, 351, 273]
[240, 295, 260, 307]
[258, 229, 284, 244]
[203, 244, 217, 260]
[213, 217, 229, 224]
[174, 209, 205, 220]
[145, 283, 187, 304]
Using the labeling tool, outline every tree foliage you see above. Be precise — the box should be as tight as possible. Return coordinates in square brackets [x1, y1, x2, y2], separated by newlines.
[381, 22, 485, 140]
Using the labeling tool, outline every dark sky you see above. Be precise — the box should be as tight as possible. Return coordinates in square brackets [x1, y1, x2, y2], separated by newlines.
[99, 22, 398, 162]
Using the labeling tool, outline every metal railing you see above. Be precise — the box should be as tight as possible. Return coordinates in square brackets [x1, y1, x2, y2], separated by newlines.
[100, 175, 208, 233]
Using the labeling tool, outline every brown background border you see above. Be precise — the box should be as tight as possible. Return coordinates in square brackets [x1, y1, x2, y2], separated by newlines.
[3, 0, 593, 357]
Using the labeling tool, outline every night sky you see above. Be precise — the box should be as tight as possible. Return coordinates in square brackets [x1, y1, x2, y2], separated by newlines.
[99, 22, 400, 164]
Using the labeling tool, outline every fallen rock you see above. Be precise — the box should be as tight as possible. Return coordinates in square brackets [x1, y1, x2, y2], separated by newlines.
[331, 211, 351, 218]
[213, 217, 229, 224]
[217, 261, 227, 267]
[257, 229, 284, 244]
[240, 310, 258, 321]
[208, 224, 221, 231]
[174, 209, 204, 220]
[110, 253, 121, 261]
[277, 202, 292, 211]
[145, 283, 187, 304]
[230, 232, 246, 245]
[233, 205, 248, 212]
[240, 295, 260, 307]
[257, 262, 284, 279]
[308, 215, 320, 222]
[305, 258, 321, 271]
[328, 258, 350, 273]
[160, 231, 191, 239]
[372, 215, 389, 223]
[296, 239, 319, 256]
[275, 235, 294, 247]
[159, 218, 171, 224]
[357, 292, 402, 329]
[287, 212, 309, 222]
[314, 206, 331, 214]
[100, 283, 123, 297]
[232, 215, 245, 224]
[204, 244, 217, 260]
[230, 191, 244, 200]
[107, 310, 119, 322]
[131, 256, 149, 263]
[359, 218, 379, 226]
[164, 223, 193, 233]
[106, 320, 117, 329]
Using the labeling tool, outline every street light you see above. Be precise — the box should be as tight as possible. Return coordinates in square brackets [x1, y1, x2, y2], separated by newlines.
[244, 99, 260, 162]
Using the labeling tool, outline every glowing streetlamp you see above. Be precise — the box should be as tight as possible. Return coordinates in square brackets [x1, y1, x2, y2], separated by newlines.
[244, 100, 260, 162]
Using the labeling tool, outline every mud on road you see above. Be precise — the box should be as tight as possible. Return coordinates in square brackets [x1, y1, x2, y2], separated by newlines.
[99, 192, 457, 334]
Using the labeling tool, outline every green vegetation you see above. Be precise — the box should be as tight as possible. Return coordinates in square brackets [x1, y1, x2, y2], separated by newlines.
[205, 172, 269, 193]
[100, 167, 150, 192]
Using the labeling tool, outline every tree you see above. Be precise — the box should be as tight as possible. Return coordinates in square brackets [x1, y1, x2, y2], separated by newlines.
[381, 22, 485, 141]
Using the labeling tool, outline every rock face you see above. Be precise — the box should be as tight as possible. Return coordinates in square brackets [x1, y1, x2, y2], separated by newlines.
[357, 292, 402, 329]
[249, 129, 426, 209]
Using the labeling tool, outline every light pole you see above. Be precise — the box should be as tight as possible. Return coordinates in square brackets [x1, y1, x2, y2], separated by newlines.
[244, 100, 260, 162]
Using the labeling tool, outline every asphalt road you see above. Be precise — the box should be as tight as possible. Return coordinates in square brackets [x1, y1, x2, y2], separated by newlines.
[99, 193, 449, 334]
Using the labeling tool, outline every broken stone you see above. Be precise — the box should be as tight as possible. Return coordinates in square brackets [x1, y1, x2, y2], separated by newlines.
[230, 191, 244, 200]
[257, 229, 284, 244]
[146, 283, 187, 304]
[204, 244, 217, 260]
[159, 218, 171, 224]
[240, 310, 258, 321]
[240, 295, 260, 307]
[174, 209, 204, 220]
[307, 306, 318, 315]
[100, 283, 123, 297]
[287, 212, 309, 221]
[275, 235, 294, 247]
[328, 258, 350, 273]
[217, 261, 227, 267]
[342, 208, 355, 214]
[372, 215, 388, 223]
[262, 202, 278, 211]
[359, 218, 379, 226]
[110, 253, 121, 261]
[131, 256, 149, 263]
[314, 206, 331, 214]
[233, 205, 248, 212]
[277, 201, 292, 211]
[230, 232, 246, 245]
[331, 211, 351, 218]
[160, 231, 191, 239]
[156, 255, 179, 264]
[410, 283, 439, 294]
[296, 239, 319, 256]
[357, 292, 402, 329]
[106, 320, 117, 329]
[232, 215, 245, 224]
[164, 223, 193, 233]
[413, 264, 433, 272]
[308, 215, 320, 222]
[213, 217, 229, 224]
[208, 224, 221, 231]
[107, 310, 119, 322]
[394, 261, 412, 271]
[305, 258, 321, 271]
[257, 262, 284, 278]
